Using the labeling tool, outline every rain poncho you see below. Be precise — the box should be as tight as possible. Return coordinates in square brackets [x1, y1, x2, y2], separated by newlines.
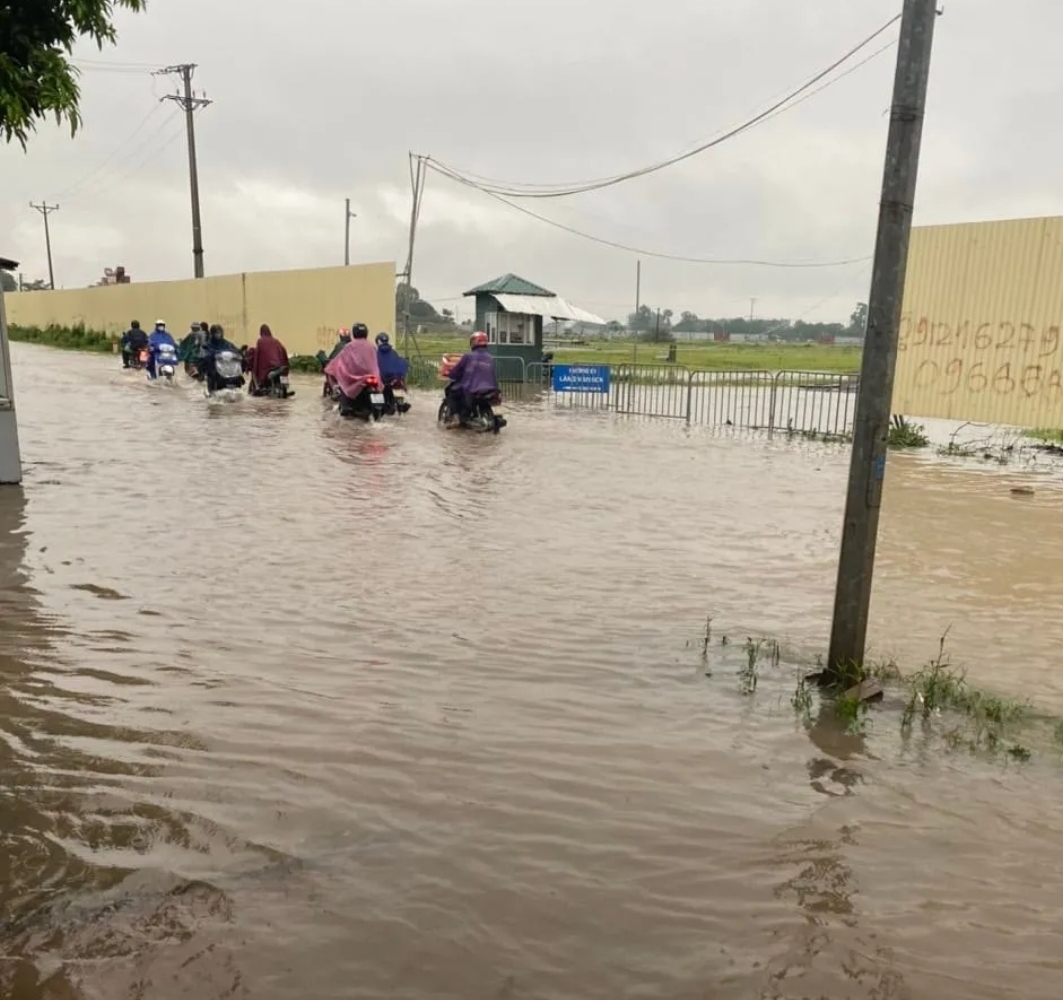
[449, 348, 499, 396]
[247, 324, 289, 385]
[146, 329, 177, 378]
[148, 329, 177, 353]
[377, 342, 409, 383]
[324, 339, 379, 399]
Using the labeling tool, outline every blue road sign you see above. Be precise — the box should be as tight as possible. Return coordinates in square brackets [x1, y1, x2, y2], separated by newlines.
[551, 364, 611, 393]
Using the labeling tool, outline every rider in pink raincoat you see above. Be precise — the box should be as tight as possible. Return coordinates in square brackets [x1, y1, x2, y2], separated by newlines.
[324, 322, 379, 400]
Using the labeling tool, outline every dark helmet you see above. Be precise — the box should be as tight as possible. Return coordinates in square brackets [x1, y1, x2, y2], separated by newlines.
[130, 319, 141, 329]
[375, 332, 390, 348]
[351, 323, 369, 339]
[209, 324, 224, 338]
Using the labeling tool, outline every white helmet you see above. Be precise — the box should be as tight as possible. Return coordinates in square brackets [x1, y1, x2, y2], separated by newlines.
[154, 318, 166, 328]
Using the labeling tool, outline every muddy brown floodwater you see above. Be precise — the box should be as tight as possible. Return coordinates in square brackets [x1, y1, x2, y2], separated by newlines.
[3, 343, 1063, 999]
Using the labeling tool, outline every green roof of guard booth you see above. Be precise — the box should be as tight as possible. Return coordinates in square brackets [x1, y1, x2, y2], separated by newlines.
[463, 274, 554, 297]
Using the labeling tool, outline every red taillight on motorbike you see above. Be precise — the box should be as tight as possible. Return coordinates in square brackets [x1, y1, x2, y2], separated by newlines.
[367, 376, 381, 387]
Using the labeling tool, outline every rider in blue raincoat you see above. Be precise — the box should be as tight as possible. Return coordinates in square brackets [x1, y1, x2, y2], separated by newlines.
[374, 333, 408, 383]
[146, 320, 178, 379]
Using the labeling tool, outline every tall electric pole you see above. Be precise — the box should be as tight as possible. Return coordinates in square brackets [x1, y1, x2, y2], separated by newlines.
[344, 199, 357, 265]
[827, 0, 939, 677]
[29, 202, 58, 288]
[157, 64, 211, 278]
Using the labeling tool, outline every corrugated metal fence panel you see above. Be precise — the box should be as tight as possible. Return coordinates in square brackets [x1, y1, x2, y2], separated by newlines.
[895, 216, 1063, 427]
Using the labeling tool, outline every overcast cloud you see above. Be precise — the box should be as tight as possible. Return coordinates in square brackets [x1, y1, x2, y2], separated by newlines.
[2, 0, 1060, 324]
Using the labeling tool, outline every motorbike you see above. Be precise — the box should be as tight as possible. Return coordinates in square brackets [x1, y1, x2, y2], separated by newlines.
[192, 349, 245, 396]
[249, 366, 293, 398]
[128, 346, 150, 371]
[335, 375, 387, 421]
[438, 383, 506, 433]
[382, 377, 411, 415]
[150, 343, 179, 383]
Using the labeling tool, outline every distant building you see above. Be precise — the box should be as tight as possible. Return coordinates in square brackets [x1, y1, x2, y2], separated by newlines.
[463, 272, 604, 375]
[94, 266, 130, 286]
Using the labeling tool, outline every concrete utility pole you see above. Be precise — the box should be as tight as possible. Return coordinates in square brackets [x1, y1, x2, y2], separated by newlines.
[29, 202, 58, 288]
[344, 199, 357, 265]
[158, 64, 211, 278]
[827, 0, 939, 677]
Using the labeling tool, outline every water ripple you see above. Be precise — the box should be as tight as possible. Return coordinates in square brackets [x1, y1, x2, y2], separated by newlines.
[2, 344, 1062, 998]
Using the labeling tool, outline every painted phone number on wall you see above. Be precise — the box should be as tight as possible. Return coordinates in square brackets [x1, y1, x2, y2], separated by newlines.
[899, 316, 1060, 356]
[911, 357, 1063, 398]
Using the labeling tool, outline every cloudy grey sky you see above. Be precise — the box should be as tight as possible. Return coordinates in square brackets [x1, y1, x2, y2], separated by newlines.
[1, 0, 1058, 324]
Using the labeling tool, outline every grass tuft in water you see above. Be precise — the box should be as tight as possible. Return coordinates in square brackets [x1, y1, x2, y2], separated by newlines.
[739, 638, 761, 695]
[791, 674, 814, 720]
[888, 416, 929, 449]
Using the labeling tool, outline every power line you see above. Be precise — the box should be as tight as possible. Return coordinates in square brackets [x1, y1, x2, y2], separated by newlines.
[65, 109, 181, 200]
[427, 173, 872, 268]
[74, 58, 159, 69]
[424, 12, 901, 199]
[55, 101, 169, 199]
[105, 118, 187, 189]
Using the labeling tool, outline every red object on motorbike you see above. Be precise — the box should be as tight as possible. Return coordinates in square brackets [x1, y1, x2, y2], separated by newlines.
[438, 354, 462, 379]
[365, 375, 382, 388]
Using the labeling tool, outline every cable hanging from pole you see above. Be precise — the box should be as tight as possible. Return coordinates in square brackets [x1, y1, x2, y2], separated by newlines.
[424, 12, 901, 199]
[416, 163, 871, 268]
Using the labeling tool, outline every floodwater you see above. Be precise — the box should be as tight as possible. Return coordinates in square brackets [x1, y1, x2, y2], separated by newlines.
[3, 342, 1063, 999]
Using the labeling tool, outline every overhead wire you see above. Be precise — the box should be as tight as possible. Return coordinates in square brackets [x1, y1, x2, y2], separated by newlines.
[424, 12, 901, 199]
[105, 120, 187, 189]
[65, 107, 181, 201]
[420, 167, 872, 268]
[54, 100, 167, 199]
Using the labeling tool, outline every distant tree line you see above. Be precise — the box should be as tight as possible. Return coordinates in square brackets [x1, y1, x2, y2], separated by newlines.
[622, 302, 868, 342]
[393, 287, 869, 342]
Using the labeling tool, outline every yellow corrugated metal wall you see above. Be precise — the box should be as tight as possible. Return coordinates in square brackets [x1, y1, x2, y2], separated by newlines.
[5, 261, 396, 357]
[895, 216, 1063, 426]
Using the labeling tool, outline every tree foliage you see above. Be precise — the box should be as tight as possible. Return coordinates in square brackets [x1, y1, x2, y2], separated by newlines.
[395, 283, 440, 322]
[0, 0, 147, 148]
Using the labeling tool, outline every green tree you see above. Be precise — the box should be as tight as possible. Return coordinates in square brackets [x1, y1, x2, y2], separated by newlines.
[848, 302, 868, 337]
[1, 0, 148, 148]
[395, 282, 440, 322]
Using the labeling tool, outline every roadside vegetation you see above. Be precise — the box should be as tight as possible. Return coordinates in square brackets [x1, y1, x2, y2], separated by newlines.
[696, 616, 1058, 764]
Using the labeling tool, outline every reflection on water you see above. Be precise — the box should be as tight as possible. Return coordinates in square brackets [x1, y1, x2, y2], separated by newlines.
[2, 343, 1063, 998]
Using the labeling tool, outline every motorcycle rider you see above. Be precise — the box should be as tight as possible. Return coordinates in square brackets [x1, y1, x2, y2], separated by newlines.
[315, 327, 351, 396]
[177, 321, 206, 368]
[146, 320, 178, 380]
[375, 332, 408, 382]
[445, 331, 498, 423]
[121, 320, 149, 368]
[245, 323, 291, 394]
[324, 322, 379, 414]
[375, 332, 409, 411]
[194, 324, 241, 387]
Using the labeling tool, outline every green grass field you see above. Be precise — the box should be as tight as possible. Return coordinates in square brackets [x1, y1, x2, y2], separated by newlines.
[8, 323, 861, 376]
[398, 333, 861, 374]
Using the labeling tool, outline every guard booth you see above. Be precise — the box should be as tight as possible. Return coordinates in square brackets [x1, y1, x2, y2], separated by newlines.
[0, 257, 23, 484]
[463, 273, 605, 381]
